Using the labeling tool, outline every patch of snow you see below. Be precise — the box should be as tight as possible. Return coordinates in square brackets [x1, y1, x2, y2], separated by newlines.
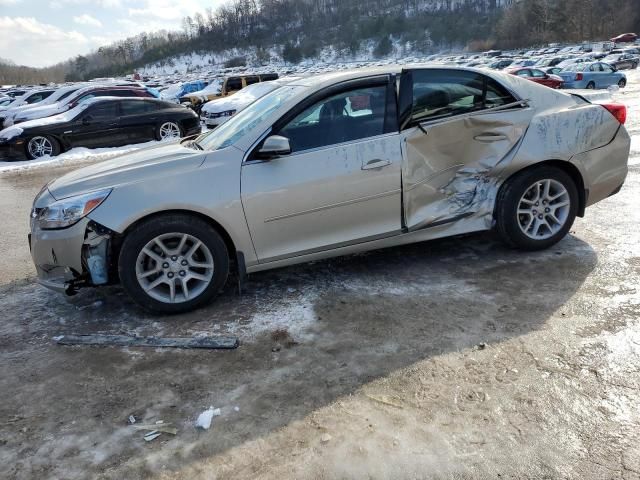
[195, 407, 221, 430]
[0, 140, 159, 174]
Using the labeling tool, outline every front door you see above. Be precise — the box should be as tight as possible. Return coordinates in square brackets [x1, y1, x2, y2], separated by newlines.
[398, 68, 533, 230]
[69, 101, 122, 148]
[241, 78, 402, 263]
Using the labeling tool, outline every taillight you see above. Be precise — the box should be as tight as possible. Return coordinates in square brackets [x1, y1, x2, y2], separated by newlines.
[575, 73, 583, 81]
[602, 103, 627, 124]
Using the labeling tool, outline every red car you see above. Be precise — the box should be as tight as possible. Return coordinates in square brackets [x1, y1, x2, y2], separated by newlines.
[507, 67, 564, 89]
[611, 33, 638, 44]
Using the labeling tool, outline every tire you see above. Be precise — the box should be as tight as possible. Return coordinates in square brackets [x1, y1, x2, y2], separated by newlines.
[25, 135, 60, 160]
[118, 214, 229, 314]
[495, 166, 579, 251]
[155, 121, 183, 141]
[618, 78, 627, 88]
[586, 81, 596, 89]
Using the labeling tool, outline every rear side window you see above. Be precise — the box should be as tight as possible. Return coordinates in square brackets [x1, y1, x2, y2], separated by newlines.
[245, 76, 260, 85]
[409, 70, 517, 124]
[121, 101, 151, 115]
[226, 78, 242, 91]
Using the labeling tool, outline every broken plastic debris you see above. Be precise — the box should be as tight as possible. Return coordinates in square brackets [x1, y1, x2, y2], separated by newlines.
[128, 415, 136, 424]
[132, 423, 177, 435]
[144, 431, 161, 442]
[320, 433, 332, 443]
[52, 335, 64, 342]
[233, 406, 240, 412]
[195, 407, 221, 430]
[155, 420, 164, 424]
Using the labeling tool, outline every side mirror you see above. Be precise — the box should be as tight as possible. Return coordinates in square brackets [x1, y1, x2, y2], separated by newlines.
[258, 135, 291, 159]
[82, 115, 93, 125]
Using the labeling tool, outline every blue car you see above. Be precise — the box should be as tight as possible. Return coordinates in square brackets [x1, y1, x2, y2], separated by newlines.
[160, 80, 208, 102]
[558, 62, 627, 89]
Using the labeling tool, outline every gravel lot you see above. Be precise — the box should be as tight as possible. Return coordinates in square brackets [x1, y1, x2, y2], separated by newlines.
[1, 71, 639, 479]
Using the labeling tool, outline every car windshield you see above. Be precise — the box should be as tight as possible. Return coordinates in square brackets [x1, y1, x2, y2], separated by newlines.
[197, 85, 304, 151]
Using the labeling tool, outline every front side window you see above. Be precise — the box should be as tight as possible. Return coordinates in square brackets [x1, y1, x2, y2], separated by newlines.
[84, 103, 117, 121]
[277, 85, 388, 153]
[409, 70, 517, 125]
[516, 69, 531, 77]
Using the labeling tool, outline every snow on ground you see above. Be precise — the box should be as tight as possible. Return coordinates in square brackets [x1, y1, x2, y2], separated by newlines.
[0, 140, 160, 174]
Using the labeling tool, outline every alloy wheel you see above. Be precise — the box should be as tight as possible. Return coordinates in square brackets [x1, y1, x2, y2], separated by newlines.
[27, 136, 53, 158]
[135, 232, 214, 304]
[159, 122, 181, 140]
[517, 179, 571, 240]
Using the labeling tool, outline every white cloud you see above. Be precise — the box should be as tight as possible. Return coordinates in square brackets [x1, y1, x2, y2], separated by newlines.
[50, 0, 121, 8]
[73, 14, 102, 27]
[0, 0, 22, 6]
[0, 16, 97, 67]
[128, 0, 208, 21]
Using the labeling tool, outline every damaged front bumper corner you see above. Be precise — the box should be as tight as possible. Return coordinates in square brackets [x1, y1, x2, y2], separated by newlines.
[30, 217, 113, 294]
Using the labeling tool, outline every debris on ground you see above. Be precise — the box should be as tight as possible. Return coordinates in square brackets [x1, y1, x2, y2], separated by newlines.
[320, 433, 332, 443]
[144, 431, 161, 442]
[132, 423, 178, 435]
[270, 328, 299, 350]
[195, 407, 221, 430]
[55, 334, 239, 349]
[128, 415, 136, 424]
[365, 393, 404, 409]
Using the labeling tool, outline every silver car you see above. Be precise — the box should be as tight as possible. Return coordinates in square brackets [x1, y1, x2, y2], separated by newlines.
[29, 67, 630, 313]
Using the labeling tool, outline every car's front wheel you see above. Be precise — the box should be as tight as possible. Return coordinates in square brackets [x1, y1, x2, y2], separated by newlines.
[495, 167, 578, 250]
[118, 214, 229, 313]
[618, 78, 627, 88]
[586, 81, 596, 89]
[26, 135, 60, 160]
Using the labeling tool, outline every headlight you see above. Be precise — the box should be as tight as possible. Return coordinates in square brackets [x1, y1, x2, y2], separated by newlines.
[34, 189, 112, 229]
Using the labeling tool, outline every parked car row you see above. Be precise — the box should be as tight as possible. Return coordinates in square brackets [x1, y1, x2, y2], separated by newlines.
[1, 37, 636, 161]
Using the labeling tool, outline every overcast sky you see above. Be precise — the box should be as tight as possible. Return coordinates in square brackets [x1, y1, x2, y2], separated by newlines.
[0, 0, 227, 68]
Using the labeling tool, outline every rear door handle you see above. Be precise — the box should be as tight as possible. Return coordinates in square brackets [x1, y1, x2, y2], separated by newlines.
[362, 159, 391, 170]
[474, 133, 508, 142]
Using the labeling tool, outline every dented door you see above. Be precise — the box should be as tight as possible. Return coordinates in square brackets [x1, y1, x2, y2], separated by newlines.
[398, 69, 533, 231]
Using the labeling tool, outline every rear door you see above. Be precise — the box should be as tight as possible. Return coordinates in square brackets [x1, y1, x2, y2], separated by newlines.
[119, 100, 155, 142]
[398, 68, 533, 231]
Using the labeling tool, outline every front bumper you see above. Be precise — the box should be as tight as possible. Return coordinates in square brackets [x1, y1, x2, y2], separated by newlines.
[30, 217, 90, 292]
[0, 140, 27, 161]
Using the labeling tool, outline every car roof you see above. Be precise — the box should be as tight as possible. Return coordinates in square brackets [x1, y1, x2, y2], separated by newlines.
[283, 65, 512, 90]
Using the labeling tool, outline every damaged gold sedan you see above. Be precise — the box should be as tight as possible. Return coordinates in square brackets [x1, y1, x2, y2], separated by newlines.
[29, 67, 631, 313]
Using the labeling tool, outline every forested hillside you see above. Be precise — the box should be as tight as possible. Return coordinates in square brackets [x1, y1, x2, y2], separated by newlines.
[1, 0, 638, 84]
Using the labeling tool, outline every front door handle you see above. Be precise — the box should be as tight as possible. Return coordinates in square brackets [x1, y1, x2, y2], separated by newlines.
[474, 133, 508, 142]
[362, 159, 391, 170]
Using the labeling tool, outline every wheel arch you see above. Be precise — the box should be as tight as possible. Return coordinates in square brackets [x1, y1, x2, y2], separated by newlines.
[497, 160, 587, 218]
[113, 209, 239, 271]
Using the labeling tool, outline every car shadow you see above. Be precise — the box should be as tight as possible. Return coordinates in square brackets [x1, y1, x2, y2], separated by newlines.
[0, 231, 597, 478]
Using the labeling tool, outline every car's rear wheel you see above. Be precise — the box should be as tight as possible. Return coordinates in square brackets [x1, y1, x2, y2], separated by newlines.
[156, 121, 182, 141]
[26, 135, 60, 160]
[618, 78, 627, 88]
[118, 214, 229, 313]
[495, 167, 578, 251]
[586, 81, 596, 89]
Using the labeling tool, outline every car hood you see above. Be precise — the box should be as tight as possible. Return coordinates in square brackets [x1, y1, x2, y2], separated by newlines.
[48, 141, 207, 200]
[16, 103, 66, 121]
